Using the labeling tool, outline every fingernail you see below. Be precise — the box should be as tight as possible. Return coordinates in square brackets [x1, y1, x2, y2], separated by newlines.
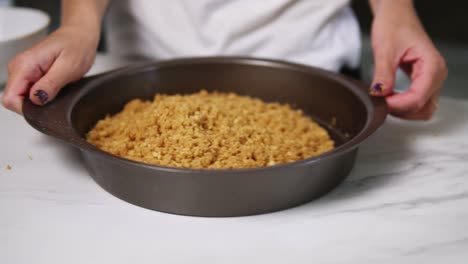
[33, 89, 49, 105]
[370, 83, 385, 94]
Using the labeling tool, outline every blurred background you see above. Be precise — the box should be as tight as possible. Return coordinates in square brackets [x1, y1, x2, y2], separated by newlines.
[2, 0, 467, 99]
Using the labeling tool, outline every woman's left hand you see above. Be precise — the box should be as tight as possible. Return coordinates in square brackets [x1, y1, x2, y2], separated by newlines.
[369, 0, 448, 120]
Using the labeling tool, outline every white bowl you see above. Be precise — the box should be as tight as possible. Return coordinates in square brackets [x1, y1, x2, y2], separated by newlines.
[0, 7, 50, 83]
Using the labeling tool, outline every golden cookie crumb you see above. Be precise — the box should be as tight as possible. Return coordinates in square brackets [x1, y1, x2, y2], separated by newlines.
[86, 91, 334, 169]
[5, 165, 11, 171]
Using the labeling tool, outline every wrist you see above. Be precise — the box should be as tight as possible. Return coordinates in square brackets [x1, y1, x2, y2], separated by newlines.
[60, 1, 106, 40]
[62, 15, 102, 35]
[58, 23, 100, 48]
[369, 0, 414, 16]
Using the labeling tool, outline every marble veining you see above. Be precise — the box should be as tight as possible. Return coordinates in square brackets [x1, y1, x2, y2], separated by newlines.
[1, 96, 467, 264]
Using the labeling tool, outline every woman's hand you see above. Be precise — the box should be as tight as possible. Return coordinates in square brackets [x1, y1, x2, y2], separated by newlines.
[369, 0, 448, 120]
[1, 25, 99, 114]
[1, 0, 109, 114]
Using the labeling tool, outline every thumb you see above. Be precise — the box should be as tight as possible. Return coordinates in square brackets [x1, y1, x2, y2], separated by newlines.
[28, 55, 79, 105]
[370, 48, 397, 96]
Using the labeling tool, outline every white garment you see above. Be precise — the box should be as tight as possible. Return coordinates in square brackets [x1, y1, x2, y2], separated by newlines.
[106, 0, 361, 72]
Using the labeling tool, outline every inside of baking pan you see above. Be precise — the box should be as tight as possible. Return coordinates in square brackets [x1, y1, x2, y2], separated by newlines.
[71, 62, 368, 149]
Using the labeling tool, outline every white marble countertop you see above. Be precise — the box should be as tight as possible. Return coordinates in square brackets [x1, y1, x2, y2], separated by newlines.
[1, 56, 468, 264]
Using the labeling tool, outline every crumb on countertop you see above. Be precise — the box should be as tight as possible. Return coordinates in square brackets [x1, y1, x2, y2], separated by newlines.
[5, 165, 11, 171]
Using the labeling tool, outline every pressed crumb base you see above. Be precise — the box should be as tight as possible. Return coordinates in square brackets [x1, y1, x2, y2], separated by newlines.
[86, 90, 334, 169]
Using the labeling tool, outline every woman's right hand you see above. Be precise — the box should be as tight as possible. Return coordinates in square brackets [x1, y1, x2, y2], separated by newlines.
[1, 25, 99, 114]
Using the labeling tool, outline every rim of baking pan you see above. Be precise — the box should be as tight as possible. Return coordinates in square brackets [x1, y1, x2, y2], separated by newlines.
[68, 57, 388, 174]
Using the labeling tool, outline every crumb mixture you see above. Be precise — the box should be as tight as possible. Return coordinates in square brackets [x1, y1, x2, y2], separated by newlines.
[86, 90, 334, 169]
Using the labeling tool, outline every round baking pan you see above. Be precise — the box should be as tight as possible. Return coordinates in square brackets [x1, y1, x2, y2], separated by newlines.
[23, 57, 387, 217]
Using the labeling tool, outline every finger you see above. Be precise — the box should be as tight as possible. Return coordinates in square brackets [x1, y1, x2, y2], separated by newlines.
[2, 57, 44, 114]
[386, 60, 443, 115]
[1, 88, 26, 114]
[2, 75, 30, 114]
[28, 55, 78, 105]
[391, 94, 439, 120]
[387, 52, 446, 115]
[370, 46, 397, 96]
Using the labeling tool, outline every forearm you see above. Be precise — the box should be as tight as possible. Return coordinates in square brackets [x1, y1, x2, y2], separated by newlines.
[368, 0, 427, 45]
[61, 0, 109, 33]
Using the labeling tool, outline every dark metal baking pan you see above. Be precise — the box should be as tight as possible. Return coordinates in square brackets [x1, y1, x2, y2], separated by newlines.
[23, 57, 387, 217]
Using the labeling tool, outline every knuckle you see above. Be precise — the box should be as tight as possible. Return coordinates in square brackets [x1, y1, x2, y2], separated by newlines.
[406, 91, 426, 111]
[433, 54, 448, 78]
[412, 98, 427, 113]
[1, 95, 13, 110]
[421, 111, 434, 121]
[38, 78, 57, 90]
[7, 60, 16, 73]
[14, 52, 31, 66]
[8, 52, 32, 73]
[440, 59, 449, 78]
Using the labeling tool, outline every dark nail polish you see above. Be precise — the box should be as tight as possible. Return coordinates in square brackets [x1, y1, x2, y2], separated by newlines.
[33, 89, 49, 104]
[370, 83, 385, 94]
